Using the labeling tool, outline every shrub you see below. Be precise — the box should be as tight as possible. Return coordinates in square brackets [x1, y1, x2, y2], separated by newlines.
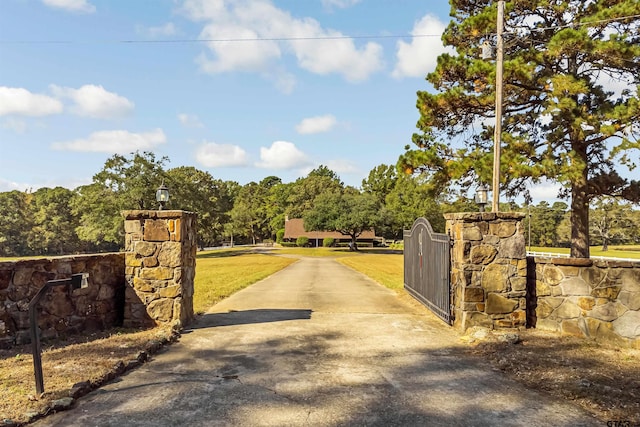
[322, 237, 335, 247]
[389, 241, 404, 250]
[276, 229, 285, 244]
[280, 242, 297, 247]
[296, 236, 309, 247]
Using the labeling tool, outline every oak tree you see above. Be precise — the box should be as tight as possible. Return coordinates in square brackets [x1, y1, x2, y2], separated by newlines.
[73, 151, 167, 249]
[303, 188, 381, 248]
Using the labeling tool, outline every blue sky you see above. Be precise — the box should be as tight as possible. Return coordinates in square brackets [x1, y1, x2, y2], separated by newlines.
[0, 0, 562, 201]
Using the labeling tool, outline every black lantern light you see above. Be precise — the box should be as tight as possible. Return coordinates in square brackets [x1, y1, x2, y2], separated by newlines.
[156, 181, 169, 210]
[475, 184, 489, 212]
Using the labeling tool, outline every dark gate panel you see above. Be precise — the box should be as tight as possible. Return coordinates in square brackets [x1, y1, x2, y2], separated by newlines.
[403, 218, 451, 324]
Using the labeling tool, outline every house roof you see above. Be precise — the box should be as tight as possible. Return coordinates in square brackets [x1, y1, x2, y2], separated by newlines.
[283, 218, 377, 240]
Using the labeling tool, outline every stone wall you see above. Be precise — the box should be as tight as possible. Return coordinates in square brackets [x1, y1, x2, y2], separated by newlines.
[122, 210, 197, 329]
[445, 212, 527, 331]
[530, 256, 640, 348]
[0, 254, 125, 349]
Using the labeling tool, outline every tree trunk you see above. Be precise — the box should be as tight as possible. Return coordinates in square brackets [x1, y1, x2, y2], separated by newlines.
[570, 147, 590, 258]
[602, 239, 608, 252]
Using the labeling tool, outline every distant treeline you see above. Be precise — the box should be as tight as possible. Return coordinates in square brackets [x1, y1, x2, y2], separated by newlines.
[1, 152, 638, 257]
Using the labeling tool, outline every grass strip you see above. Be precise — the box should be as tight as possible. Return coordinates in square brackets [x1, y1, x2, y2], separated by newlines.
[529, 246, 640, 259]
[273, 247, 353, 257]
[336, 253, 404, 291]
[193, 251, 296, 314]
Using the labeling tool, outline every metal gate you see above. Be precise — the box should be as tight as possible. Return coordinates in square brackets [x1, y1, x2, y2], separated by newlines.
[403, 217, 451, 324]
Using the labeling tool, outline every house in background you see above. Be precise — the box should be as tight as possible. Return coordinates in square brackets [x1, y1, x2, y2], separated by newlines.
[283, 217, 379, 247]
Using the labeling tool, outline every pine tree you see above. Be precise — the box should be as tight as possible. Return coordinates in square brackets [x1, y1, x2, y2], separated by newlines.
[400, 0, 640, 257]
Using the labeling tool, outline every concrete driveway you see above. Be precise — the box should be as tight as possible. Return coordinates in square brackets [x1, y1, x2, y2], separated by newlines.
[37, 256, 599, 426]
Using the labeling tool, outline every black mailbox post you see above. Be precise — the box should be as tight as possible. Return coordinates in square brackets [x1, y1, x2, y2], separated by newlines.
[28, 273, 89, 394]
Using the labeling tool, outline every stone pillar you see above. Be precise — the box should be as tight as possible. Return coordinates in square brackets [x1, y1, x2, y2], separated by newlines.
[122, 210, 197, 328]
[445, 212, 527, 331]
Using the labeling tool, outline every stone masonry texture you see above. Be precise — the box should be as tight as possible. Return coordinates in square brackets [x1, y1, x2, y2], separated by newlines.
[445, 212, 527, 332]
[443, 211, 639, 348]
[0, 254, 125, 349]
[122, 210, 197, 329]
[530, 256, 640, 349]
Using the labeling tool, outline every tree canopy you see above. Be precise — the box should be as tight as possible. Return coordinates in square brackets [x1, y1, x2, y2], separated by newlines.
[303, 188, 381, 248]
[399, 0, 640, 257]
[1, 155, 637, 256]
[166, 166, 236, 248]
[286, 165, 344, 218]
[73, 151, 167, 249]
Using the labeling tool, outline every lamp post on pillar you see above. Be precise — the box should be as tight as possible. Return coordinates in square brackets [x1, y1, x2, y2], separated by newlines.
[156, 181, 170, 210]
[492, 0, 505, 213]
[475, 184, 489, 213]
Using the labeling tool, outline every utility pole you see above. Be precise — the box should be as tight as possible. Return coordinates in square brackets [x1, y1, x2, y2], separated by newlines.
[492, 0, 504, 213]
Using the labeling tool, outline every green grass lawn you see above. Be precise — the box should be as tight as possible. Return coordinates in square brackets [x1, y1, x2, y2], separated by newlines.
[193, 250, 296, 314]
[3, 243, 637, 316]
[336, 252, 404, 291]
[274, 246, 357, 257]
[274, 246, 403, 258]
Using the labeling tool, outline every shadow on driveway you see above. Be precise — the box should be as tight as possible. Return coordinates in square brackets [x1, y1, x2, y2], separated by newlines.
[188, 309, 313, 329]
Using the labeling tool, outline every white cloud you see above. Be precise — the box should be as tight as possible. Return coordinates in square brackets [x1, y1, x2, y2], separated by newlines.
[0, 87, 63, 117]
[1, 118, 27, 133]
[595, 73, 636, 99]
[325, 159, 359, 174]
[42, 0, 95, 13]
[51, 128, 166, 153]
[0, 177, 90, 192]
[195, 141, 248, 167]
[50, 84, 134, 119]
[295, 114, 337, 134]
[178, 113, 204, 128]
[180, 0, 227, 21]
[136, 22, 178, 38]
[321, 0, 361, 9]
[529, 180, 562, 201]
[392, 14, 453, 79]
[257, 140, 310, 169]
[290, 36, 382, 83]
[266, 69, 297, 94]
[183, 0, 383, 85]
[0, 178, 31, 192]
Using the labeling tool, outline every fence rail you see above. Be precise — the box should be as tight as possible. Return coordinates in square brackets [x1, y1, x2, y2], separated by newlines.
[527, 251, 640, 263]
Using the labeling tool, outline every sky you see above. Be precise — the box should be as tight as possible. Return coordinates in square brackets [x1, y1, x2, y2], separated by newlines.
[0, 0, 563, 202]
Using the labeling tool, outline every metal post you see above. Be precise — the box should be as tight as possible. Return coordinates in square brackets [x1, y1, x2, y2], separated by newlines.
[492, 0, 504, 213]
[28, 273, 88, 394]
[528, 204, 532, 251]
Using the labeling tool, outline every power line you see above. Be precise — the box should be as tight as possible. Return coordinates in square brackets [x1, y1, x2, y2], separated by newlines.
[0, 33, 443, 45]
[1, 12, 636, 45]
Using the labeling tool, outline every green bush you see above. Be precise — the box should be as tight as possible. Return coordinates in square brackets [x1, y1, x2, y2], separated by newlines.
[389, 241, 404, 250]
[296, 236, 309, 247]
[276, 229, 285, 244]
[280, 242, 297, 247]
[322, 237, 335, 247]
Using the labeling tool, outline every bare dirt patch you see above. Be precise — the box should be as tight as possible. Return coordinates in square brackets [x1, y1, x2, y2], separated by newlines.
[465, 329, 640, 424]
[0, 326, 175, 425]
